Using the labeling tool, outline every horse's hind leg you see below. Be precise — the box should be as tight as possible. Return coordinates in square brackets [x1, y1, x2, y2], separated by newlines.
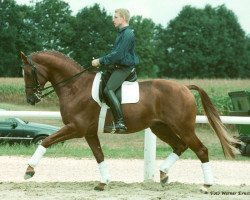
[180, 130, 214, 193]
[151, 122, 188, 156]
[150, 122, 188, 186]
[85, 134, 110, 191]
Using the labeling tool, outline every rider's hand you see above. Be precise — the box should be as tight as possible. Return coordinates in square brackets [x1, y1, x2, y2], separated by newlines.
[92, 58, 100, 67]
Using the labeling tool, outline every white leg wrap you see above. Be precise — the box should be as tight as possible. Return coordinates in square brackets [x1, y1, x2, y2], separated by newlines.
[160, 153, 179, 173]
[27, 145, 46, 168]
[98, 161, 111, 184]
[201, 162, 214, 185]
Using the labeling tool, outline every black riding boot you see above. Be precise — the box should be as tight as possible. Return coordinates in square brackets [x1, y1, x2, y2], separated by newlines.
[104, 90, 127, 133]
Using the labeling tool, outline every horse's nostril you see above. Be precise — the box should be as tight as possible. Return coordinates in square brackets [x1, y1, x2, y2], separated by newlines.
[27, 93, 41, 105]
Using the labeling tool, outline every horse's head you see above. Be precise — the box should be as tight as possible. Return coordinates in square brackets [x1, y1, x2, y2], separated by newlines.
[20, 52, 47, 105]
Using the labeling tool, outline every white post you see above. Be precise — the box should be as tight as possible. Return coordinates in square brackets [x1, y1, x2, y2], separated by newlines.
[144, 128, 156, 181]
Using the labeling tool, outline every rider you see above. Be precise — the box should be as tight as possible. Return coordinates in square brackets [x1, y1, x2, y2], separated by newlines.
[92, 8, 139, 133]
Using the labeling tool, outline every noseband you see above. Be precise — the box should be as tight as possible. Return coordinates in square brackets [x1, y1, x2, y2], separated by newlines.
[24, 57, 90, 103]
[24, 58, 44, 103]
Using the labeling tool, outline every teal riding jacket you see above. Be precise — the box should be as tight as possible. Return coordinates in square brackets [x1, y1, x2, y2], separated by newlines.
[99, 26, 139, 67]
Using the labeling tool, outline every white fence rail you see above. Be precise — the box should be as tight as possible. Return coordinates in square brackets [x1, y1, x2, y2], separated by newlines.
[0, 111, 61, 118]
[196, 115, 250, 124]
[1, 111, 250, 124]
[1, 111, 249, 181]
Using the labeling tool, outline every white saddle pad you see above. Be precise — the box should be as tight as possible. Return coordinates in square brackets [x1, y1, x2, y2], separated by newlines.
[91, 72, 139, 107]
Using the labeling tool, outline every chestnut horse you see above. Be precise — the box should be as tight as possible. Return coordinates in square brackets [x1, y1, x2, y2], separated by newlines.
[20, 51, 239, 192]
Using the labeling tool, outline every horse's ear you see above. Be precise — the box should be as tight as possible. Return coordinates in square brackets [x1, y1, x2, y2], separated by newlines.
[20, 51, 29, 65]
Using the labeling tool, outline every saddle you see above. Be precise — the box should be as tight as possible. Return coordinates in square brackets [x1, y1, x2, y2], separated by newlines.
[92, 71, 139, 107]
[91, 71, 139, 133]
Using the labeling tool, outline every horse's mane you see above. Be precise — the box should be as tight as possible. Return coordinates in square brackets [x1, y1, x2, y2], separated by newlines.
[29, 50, 83, 70]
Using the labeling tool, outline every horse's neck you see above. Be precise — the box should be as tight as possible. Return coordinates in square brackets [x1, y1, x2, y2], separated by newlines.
[55, 72, 95, 102]
[36, 53, 81, 85]
[34, 53, 96, 103]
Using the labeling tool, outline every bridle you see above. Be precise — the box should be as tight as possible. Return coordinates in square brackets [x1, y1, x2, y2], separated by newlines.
[23, 56, 91, 103]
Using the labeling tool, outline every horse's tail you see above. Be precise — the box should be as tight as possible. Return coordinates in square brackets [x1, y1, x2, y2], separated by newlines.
[187, 85, 240, 159]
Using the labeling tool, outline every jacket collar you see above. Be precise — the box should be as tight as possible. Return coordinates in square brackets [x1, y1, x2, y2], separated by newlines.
[118, 26, 130, 33]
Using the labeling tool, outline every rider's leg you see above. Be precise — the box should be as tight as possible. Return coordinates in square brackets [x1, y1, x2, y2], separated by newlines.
[103, 67, 132, 133]
[104, 89, 127, 132]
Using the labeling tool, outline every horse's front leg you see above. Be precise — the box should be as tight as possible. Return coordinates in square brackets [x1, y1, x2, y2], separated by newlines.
[24, 124, 78, 180]
[85, 134, 110, 191]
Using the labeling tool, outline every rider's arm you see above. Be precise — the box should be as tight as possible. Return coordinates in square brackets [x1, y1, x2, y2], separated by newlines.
[99, 29, 134, 66]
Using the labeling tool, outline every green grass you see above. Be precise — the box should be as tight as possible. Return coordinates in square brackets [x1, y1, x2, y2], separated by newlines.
[0, 126, 249, 161]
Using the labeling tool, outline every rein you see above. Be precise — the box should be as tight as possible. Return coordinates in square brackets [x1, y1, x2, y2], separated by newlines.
[41, 68, 90, 98]
[25, 57, 92, 100]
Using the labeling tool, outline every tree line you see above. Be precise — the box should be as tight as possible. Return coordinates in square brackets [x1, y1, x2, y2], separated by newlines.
[1, 0, 250, 78]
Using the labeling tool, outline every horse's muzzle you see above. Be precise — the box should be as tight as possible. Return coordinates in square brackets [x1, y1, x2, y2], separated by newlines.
[27, 93, 41, 105]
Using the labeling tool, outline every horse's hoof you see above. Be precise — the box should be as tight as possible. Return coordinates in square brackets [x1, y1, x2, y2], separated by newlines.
[24, 171, 35, 180]
[160, 176, 169, 187]
[200, 185, 211, 194]
[94, 183, 106, 191]
[160, 171, 169, 187]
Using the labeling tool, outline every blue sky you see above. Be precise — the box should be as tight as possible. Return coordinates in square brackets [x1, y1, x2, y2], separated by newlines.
[16, 0, 250, 34]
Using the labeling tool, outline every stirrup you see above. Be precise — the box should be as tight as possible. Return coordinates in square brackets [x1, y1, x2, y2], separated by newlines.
[104, 122, 116, 134]
[114, 122, 127, 134]
[104, 122, 127, 134]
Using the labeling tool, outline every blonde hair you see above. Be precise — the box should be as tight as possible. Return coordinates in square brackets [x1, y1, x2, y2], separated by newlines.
[115, 8, 130, 23]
